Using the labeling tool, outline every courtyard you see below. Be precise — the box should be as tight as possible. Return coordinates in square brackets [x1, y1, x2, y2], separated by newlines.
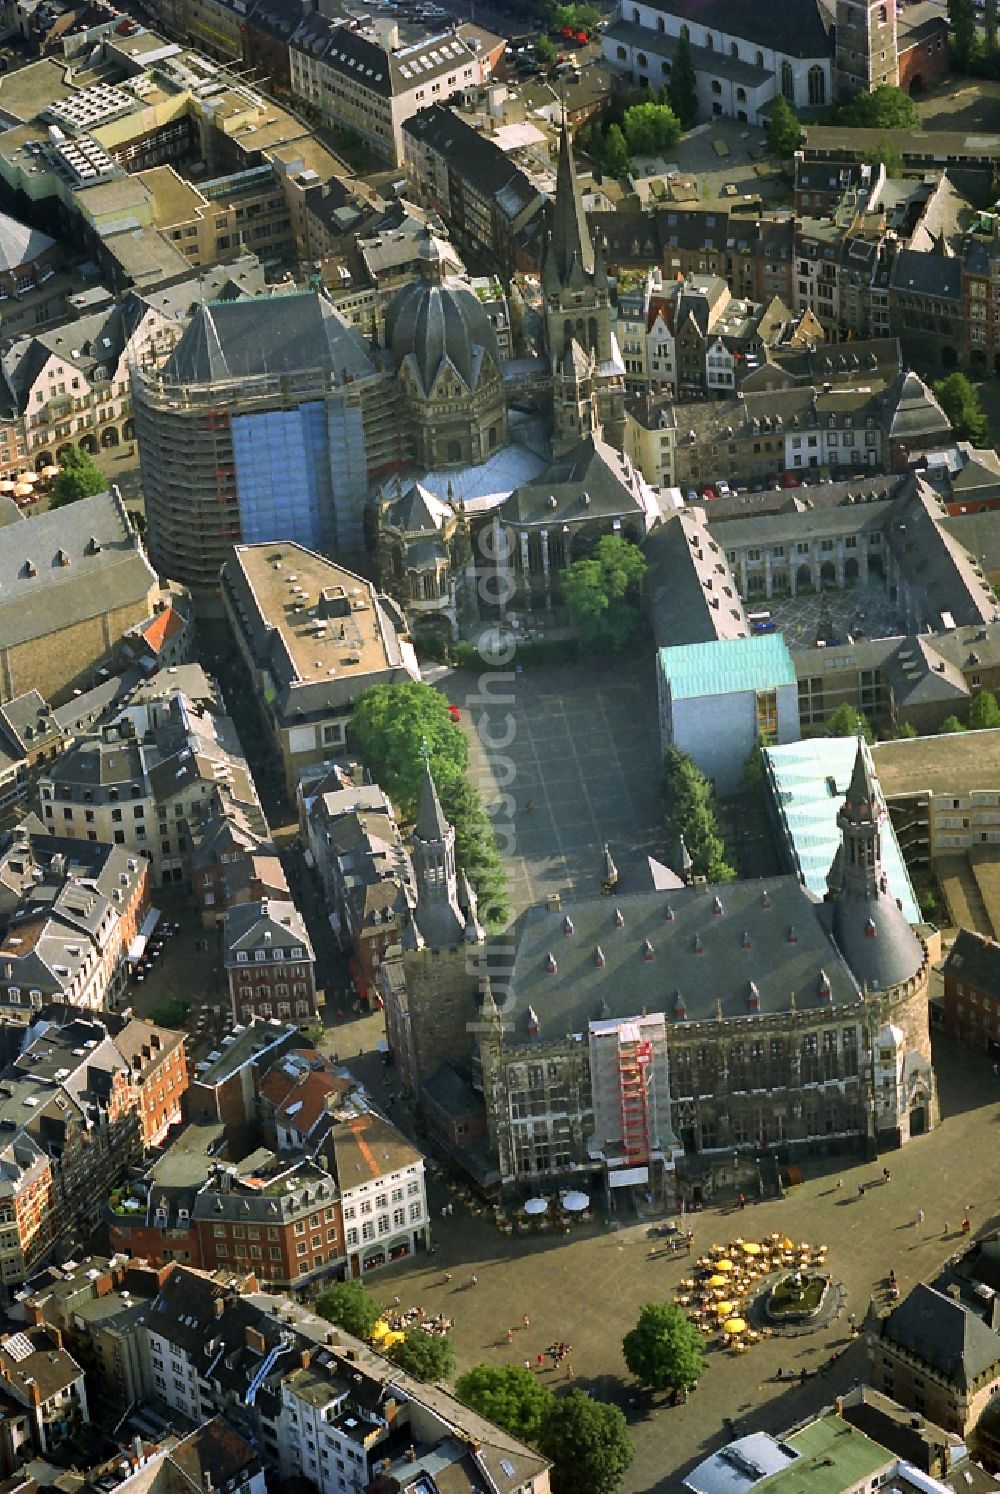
[445, 655, 669, 913]
[764, 580, 907, 651]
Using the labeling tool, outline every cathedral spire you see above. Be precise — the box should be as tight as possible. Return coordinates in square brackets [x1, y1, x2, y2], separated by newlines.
[549, 114, 595, 285]
[415, 749, 450, 842]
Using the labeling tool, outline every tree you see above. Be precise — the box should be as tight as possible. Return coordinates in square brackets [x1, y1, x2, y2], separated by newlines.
[667, 31, 698, 130]
[622, 1302, 706, 1394]
[351, 681, 468, 820]
[439, 773, 512, 930]
[539, 1390, 634, 1494]
[50, 447, 106, 509]
[987, 0, 997, 56]
[939, 714, 968, 734]
[600, 123, 630, 178]
[824, 704, 874, 743]
[836, 84, 921, 130]
[896, 721, 918, 740]
[622, 101, 681, 157]
[767, 95, 801, 159]
[933, 372, 990, 445]
[455, 1365, 554, 1444]
[869, 139, 903, 176]
[316, 1281, 382, 1340]
[387, 1327, 455, 1382]
[535, 34, 557, 63]
[661, 745, 736, 883]
[562, 535, 647, 650]
[970, 690, 1000, 729]
[949, 0, 977, 68]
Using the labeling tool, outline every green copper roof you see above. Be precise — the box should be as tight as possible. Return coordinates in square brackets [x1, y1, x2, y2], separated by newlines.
[658, 633, 796, 701]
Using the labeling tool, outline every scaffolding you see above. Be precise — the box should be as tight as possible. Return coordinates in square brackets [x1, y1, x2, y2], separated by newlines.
[618, 1035, 652, 1166]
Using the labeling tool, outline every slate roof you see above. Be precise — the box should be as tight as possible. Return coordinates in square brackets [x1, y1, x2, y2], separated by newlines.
[386, 274, 500, 395]
[402, 104, 539, 224]
[0, 489, 155, 652]
[646, 509, 749, 648]
[636, 0, 832, 57]
[882, 1283, 1000, 1390]
[498, 433, 655, 527]
[165, 293, 375, 386]
[504, 877, 859, 1041]
[944, 927, 1000, 996]
[223, 899, 312, 964]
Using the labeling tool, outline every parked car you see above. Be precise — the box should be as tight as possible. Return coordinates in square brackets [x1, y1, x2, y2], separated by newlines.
[686, 488, 699, 504]
[699, 484, 717, 500]
[781, 470, 801, 488]
[716, 479, 732, 498]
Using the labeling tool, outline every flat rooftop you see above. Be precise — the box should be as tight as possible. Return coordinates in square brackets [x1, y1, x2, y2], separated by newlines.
[873, 729, 1000, 799]
[235, 543, 399, 686]
[137, 165, 207, 226]
[0, 59, 79, 122]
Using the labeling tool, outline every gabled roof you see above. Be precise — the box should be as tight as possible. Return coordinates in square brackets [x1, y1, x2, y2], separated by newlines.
[165, 293, 375, 386]
[882, 1283, 1000, 1390]
[0, 212, 56, 273]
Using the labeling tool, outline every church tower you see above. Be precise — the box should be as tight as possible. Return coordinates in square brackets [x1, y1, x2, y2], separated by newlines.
[543, 117, 625, 451]
[399, 757, 485, 1093]
[834, 0, 898, 98]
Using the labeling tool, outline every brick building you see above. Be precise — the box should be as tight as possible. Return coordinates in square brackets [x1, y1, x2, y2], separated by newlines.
[941, 929, 1000, 1054]
[223, 899, 317, 1026]
[114, 1018, 188, 1147]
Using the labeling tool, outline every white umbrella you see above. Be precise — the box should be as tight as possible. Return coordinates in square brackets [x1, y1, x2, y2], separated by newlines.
[524, 1197, 548, 1216]
[563, 1191, 589, 1212]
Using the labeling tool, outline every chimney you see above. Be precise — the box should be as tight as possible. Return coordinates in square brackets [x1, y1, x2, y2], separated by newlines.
[133, 1436, 143, 1463]
[213, 1297, 224, 1318]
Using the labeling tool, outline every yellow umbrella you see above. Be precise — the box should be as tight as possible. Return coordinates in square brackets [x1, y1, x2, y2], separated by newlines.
[706, 1273, 727, 1288]
[717, 1259, 735, 1273]
[383, 1329, 406, 1347]
[714, 1300, 735, 1316]
[723, 1317, 747, 1335]
[14, 483, 32, 497]
[742, 1242, 762, 1256]
[370, 1319, 390, 1340]
[41, 465, 59, 479]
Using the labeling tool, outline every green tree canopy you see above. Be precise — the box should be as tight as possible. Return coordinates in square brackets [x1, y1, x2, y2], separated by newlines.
[351, 681, 468, 819]
[351, 681, 509, 930]
[552, 1, 601, 32]
[766, 95, 801, 158]
[455, 1365, 554, 1444]
[836, 84, 921, 130]
[562, 535, 647, 650]
[661, 745, 736, 883]
[539, 1391, 634, 1494]
[51, 447, 106, 509]
[824, 704, 874, 743]
[622, 1302, 706, 1393]
[601, 122, 630, 177]
[939, 714, 968, 734]
[869, 139, 903, 175]
[535, 34, 557, 63]
[316, 1281, 382, 1340]
[387, 1327, 455, 1382]
[933, 372, 990, 445]
[622, 100, 681, 156]
[949, 0, 977, 68]
[667, 31, 698, 129]
[970, 690, 1000, 729]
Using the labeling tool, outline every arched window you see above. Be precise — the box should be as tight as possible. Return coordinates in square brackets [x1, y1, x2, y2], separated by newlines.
[780, 60, 794, 100]
[661, 59, 671, 73]
[730, 41, 738, 57]
[637, 50, 646, 64]
[447, 439, 461, 462]
[755, 50, 763, 67]
[616, 44, 626, 59]
[679, 23, 689, 40]
[808, 64, 825, 105]
[705, 31, 714, 49]
[656, 14, 664, 30]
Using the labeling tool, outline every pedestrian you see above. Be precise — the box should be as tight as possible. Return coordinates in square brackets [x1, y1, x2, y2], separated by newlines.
[506, 1329, 514, 1343]
[883, 1167, 891, 1184]
[522, 1314, 530, 1328]
[565, 1362, 574, 1380]
[536, 1353, 545, 1366]
[737, 1190, 746, 1210]
[944, 1220, 950, 1236]
[858, 1183, 866, 1198]
[525, 799, 534, 813]
[962, 1217, 971, 1235]
[469, 1273, 478, 1287]
[392, 1295, 400, 1308]
[524, 1359, 532, 1371]
[916, 1208, 925, 1225]
[835, 1179, 843, 1190]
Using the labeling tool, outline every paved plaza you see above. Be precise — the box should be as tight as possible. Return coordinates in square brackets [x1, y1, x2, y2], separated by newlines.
[446, 656, 668, 913]
[360, 1032, 1000, 1494]
[767, 581, 907, 651]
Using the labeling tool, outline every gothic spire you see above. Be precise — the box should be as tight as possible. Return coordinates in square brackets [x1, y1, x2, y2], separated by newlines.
[843, 736, 879, 825]
[549, 114, 595, 285]
[415, 753, 449, 842]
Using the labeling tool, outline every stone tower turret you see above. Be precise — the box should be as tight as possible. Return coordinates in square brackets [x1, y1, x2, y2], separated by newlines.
[835, 0, 898, 98]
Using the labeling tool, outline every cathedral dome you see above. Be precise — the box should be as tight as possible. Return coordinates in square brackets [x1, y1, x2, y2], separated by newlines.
[386, 273, 501, 397]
